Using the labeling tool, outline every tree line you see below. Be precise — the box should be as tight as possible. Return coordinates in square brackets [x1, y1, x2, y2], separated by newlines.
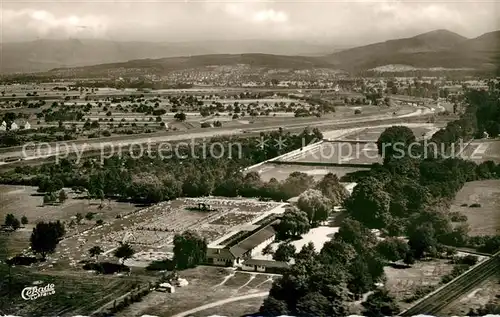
[0, 128, 323, 205]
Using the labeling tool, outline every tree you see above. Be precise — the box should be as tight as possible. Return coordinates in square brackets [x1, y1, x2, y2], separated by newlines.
[276, 207, 310, 239]
[377, 126, 416, 164]
[58, 189, 68, 203]
[43, 192, 57, 205]
[21, 216, 28, 226]
[296, 242, 316, 262]
[344, 177, 391, 229]
[297, 189, 332, 226]
[4, 214, 20, 230]
[113, 243, 135, 264]
[262, 244, 274, 256]
[89, 246, 103, 262]
[173, 230, 207, 269]
[75, 213, 83, 224]
[30, 221, 65, 259]
[376, 237, 410, 262]
[362, 288, 400, 317]
[174, 112, 186, 121]
[320, 239, 357, 267]
[260, 297, 289, 316]
[348, 255, 374, 298]
[273, 242, 296, 262]
[408, 223, 437, 259]
[296, 292, 333, 317]
[279, 172, 315, 199]
[315, 173, 349, 205]
[335, 218, 378, 252]
[85, 212, 95, 221]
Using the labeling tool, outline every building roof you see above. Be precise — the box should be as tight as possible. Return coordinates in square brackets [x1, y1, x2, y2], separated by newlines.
[206, 247, 234, 260]
[228, 225, 276, 258]
[243, 259, 289, 269]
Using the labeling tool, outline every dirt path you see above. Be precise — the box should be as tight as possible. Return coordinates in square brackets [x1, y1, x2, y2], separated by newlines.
[170, 291, 269, 317]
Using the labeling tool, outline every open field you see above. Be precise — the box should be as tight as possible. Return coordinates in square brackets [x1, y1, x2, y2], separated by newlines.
[116, 266, 275, 317]
[342, 125, 436, 141]
[282, 123, 442, 165]
[450, 180, 500, 236]
[0, 185, 139, 256]
[458, 139, 500, 164]
[384, 259, 456, 311]
[247, 163, 370, 182]
[0, 266, 151, 316]
[465, 140, 500, 164]
[441, 276, 500, 316]
[287, 141, 381, 164]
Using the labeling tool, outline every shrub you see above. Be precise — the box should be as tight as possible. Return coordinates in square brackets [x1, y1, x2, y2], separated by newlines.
[403, 285, 436, 303]
[469, 203, 482, 208]
[440, 264, 470, 284]
[82, 262, 130, 274]
[451, 255, 478, 266]
[450, 212, 468, 222]
[6, 255, 38, 266]
[144, 259, 172, 271]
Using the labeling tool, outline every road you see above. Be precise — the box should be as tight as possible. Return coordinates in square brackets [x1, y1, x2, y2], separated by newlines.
[170, 291, 269, 317]
[0, 105, 437, 165]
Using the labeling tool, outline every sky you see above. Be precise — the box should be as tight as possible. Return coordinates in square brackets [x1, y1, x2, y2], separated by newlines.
[1, 0, 499, 46]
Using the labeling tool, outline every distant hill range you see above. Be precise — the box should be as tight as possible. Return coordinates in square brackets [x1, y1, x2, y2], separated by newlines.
[0, 29, 498, 75]
[324, 29, 500, 72]
[0, 39, 340, 74]
[48, 54, 336, 77]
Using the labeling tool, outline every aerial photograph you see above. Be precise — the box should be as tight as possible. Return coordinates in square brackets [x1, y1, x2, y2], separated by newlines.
[0, 0, 499, 316]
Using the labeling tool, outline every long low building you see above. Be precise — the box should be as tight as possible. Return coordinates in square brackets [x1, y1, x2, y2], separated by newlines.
[242, 258, 289, 273]
[206, 220, 278, 267]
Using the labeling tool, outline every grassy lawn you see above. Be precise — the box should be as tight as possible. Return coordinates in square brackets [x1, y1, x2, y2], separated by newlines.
[117, 267, 275, 317]
[450, 180, 500, 236]
[190, 297, 265, 317]
[249, 163, 370, 182]
[343, 126, 433, 141]
[0, 185, 140, 257]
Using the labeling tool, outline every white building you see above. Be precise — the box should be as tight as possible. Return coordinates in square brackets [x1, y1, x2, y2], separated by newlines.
[11, 119, 31, 130]
[206, 222, 277, 267]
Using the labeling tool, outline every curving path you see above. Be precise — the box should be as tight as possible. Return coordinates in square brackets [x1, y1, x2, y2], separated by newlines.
[170, 291, 269, 317]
